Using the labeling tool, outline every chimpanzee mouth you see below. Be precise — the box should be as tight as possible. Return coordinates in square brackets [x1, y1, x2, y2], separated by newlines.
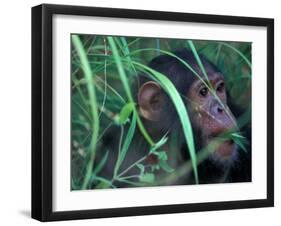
[215, 140, 235, 159]
[205, 135, 237, 164]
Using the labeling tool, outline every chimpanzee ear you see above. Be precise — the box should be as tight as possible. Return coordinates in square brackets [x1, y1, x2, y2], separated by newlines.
[138, 81, 164, 121]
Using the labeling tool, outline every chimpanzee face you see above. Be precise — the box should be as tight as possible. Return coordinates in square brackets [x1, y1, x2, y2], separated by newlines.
[187, 71, 238, 163]
[137, 49, 239, 167]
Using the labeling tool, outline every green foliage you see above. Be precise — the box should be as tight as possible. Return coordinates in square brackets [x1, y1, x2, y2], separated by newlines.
[71, 34, 251, 190]
[139, 173, 155, 183]
[118, 102, 135, 125]
[114, 111, 137, 177]
[156, 152, 174, 173]
[231, 132, 249, 153]
[72, 35, 100, 190]
[107, 37, 155, 146]
[131, 62, 198, 183]
[187, 40, 210, 83]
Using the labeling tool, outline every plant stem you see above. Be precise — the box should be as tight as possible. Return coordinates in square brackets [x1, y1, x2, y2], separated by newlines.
[107, 36, 155, 146]
[72, 35, 100, 190]
[117, 155, 147, 178]
[114, 125, 124, 178]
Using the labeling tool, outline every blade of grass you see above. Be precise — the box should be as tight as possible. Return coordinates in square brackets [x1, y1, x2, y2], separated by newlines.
[126, 37, 141, 48]
[98, 38, 108, 119]
[114, 37, 126, 56]
[131, 61, 199, 184]
[72, 35, 100, 190]
[231, 132, 248, 153]
[71, 74, 88, 108]
[117, 178, 145, 187]
[92, 150, 109, 176]
[107, 36, 155, 146]
[114, 125, 124, 179]
[218, 42, 252, 69]
[128, 48, 210, 89]
[72, 98, 92, 122]
[215, 43, 222, 65]
[95, 176, 116, 188]
[120, 37, 130, 56]
[156, 39, 160, 55]
[120, 37, 138, 72]
[95, 76, 126, 104]
[118, 102, 135, 125]
[187, 40, 209, 83]
[114, 111, 137, 177]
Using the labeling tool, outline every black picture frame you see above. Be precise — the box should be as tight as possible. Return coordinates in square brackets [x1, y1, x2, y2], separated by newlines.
[31, 3, 274, 222]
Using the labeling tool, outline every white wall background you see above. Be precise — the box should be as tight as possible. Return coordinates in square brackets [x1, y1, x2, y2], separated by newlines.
[0, 0, 279, 225]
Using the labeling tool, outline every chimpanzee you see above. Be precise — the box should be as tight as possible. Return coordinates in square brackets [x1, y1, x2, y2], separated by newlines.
[97, 48, 251, 188]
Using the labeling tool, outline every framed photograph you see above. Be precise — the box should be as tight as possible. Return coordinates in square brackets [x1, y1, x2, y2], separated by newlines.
[32, 4, 274, 221]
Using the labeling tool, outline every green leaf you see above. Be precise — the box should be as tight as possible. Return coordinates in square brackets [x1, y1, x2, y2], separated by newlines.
[118, 102, 135, 125]
[71, 35, 100, 190]
[187, 40, 209, 83]
[93, 150, 109, 176]
[139, 173, 155, 183]
[159, 160, 174, 173]
[114, 112, 137, 175]
[107, 37, 154, 146]
[153, 151, 168, 161]
[231, 133, 248, 153]
[150, 136, 168, 154]
[153, 151, 174, 173]
[231, 132, 246, 139]
[120, 37, 130, 55]
[151, 164, 160, 172]
[136, 163, 145, 177]
[131, 61, 199, 184]
[95, 176, 115, 189]
[117, 178, 144, 186]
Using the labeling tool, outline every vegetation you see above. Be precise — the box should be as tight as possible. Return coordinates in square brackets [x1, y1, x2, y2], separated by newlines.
[71, 35, 251, 190]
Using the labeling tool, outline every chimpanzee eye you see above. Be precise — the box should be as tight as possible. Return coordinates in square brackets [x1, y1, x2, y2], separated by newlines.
[217, 82, 225, 93]
[199, 87, 208, 97]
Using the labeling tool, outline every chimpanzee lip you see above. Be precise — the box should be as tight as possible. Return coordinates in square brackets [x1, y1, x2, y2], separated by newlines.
[206, 134, 235, 159]
[215, 140, 235, 159]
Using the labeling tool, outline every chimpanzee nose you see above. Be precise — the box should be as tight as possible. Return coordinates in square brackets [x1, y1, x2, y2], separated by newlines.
[217, 105, 224, 113]
[210, 100, 225, 116]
